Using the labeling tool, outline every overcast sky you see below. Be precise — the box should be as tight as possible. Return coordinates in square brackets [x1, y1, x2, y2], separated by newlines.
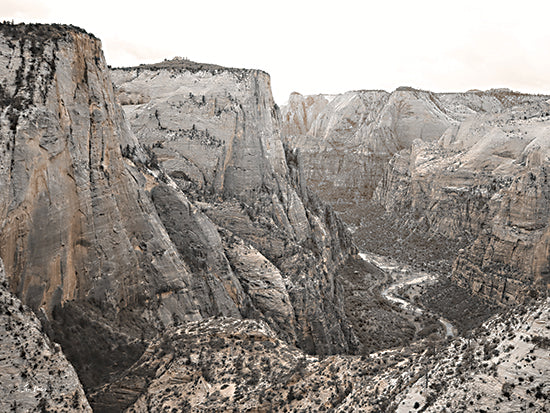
[2, 0, 550, 104]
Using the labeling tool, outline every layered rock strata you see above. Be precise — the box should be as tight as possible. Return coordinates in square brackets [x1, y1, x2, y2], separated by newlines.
[0, 22, 213, 394]
[373, 101, 550, 303]
[282, 88, 548, 227]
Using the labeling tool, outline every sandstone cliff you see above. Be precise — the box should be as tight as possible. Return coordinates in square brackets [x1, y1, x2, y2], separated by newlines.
[0, 25, 217, 394]
[111, 59, 358, 356]
[0, 24, 207, 320]
[282, 88, 455, 228]
[373, 101, 550, 303]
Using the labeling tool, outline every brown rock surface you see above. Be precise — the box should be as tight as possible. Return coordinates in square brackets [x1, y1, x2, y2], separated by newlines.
[0, 24, 200, 323]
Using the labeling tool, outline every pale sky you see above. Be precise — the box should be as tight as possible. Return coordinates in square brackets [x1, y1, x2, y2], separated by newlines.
[2, 0, 550, 104]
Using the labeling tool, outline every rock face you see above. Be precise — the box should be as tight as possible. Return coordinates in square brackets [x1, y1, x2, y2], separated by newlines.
[1, 22, 549, 413]
[283, 88, 550, 303]
[111, 59, 358, 356]
[0, 23, 202, 321]
[0, 24, 215, 394]
[0, 258, 91, 412]
[0, 23, 359, 410]
[281, 88, 458, 227]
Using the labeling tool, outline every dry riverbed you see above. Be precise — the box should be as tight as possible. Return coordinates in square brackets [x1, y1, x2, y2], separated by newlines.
[359, 252, 458, 339]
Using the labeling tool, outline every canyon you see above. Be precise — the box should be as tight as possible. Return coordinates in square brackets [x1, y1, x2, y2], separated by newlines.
[283, 88, 550, 305]
[0, 22, 548, 412]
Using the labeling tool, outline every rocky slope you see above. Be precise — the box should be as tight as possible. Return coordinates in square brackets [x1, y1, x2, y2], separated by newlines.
[394, 298, 550, 412]
[0, 258, 91, 412]
[91, 296, 550, 412]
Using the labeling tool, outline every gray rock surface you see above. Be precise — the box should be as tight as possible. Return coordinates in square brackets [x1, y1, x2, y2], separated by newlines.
[1, 22, 548, 413]
[282, 88, 549, 228]
[281, 88, 455, 227]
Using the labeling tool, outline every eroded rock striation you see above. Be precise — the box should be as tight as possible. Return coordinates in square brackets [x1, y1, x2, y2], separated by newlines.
[283, 88, 548, 225]
[282, 88, 460, 227]
[0, 24, 215, 394]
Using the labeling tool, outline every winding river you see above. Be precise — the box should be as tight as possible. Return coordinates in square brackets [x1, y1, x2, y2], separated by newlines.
[359, 252, 457, 338]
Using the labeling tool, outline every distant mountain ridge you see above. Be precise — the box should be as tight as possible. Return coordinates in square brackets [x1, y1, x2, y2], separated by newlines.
[112, 56, 269, 76]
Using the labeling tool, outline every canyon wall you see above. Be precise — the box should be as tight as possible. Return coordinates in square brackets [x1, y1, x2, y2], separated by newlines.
[282, 88, 458, 227]
[373, 102, 550, 303]
[0, 23, 359, 409]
